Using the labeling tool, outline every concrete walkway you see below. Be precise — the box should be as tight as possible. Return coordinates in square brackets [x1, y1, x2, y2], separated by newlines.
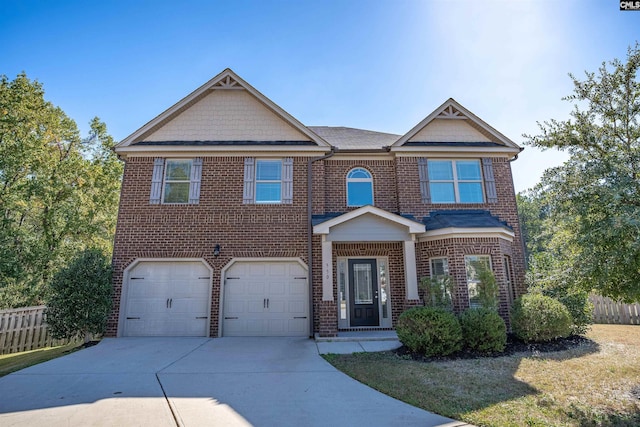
[0, 337, 469, 427]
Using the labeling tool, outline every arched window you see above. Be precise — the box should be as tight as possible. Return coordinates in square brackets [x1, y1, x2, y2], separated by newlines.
[346, 168, 373, 206]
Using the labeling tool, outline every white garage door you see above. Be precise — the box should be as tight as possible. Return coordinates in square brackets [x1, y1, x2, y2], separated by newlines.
[123, 261, 211, 337]
[223, 261, 309, 337]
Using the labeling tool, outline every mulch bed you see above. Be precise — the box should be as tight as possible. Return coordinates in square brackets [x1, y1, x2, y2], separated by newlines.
[393, 335, 595, 362]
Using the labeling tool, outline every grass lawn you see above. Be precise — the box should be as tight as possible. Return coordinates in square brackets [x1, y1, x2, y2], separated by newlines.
[324, 325, 640, 427]
[0, 341, 83, 377]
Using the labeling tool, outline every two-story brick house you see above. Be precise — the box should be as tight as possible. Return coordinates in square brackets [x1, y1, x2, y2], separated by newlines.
[108, 68, 525, 338]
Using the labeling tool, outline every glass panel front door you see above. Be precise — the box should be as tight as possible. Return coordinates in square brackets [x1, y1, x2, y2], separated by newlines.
[348, 259, 379, 327]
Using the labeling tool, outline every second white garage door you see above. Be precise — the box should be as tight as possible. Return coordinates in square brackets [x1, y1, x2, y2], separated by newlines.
[223, 261, 309, 336]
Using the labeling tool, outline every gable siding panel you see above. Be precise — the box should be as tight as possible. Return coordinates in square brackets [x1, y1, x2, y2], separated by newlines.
[142, 91, 311, 142]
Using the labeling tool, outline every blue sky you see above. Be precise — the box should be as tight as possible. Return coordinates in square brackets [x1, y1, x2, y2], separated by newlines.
[2, 0, 639, 191]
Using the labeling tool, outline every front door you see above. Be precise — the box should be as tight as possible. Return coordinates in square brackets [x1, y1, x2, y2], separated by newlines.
[348, 259, 379, 327]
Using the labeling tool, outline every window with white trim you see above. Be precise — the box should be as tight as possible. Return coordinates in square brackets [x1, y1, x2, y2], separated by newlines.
[464, 255, 492, 308]
[163, 159, 192, 203]
[255, 159, 282, 203]
[243, 158, 293, 204]
[430, 257, 449, 280]
[428, 160, 484, 203]
[346, 168, 373, 206]
[150, 158, 202, 205]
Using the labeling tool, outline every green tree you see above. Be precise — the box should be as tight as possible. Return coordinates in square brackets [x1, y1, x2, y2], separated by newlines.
[525, 43, 640, 303]
[45, 249, 112, 342]
[0, 73, 122, 308]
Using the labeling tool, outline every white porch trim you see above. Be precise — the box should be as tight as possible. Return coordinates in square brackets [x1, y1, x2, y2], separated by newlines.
[404, 237, 419, 300]
[321, 236, 334, 301]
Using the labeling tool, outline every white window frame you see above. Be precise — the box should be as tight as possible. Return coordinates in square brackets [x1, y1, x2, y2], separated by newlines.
[464, 255, 492, 308]
[428, 159, 484, 204]
[255, 159, 283, 204]
[346, 167, 374, 207]
[429, 257, 449, 280]
[162, 159, 192, 204]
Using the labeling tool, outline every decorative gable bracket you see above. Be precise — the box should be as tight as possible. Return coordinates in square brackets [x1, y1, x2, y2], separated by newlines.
[437, 105, 467, 120]
[210, 75, 243, 90]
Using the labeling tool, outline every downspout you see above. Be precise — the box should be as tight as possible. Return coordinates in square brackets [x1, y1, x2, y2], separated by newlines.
[307, 147, 336, 338]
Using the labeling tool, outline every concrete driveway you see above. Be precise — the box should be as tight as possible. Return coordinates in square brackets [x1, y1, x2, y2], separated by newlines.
[0, 338, 466, 427]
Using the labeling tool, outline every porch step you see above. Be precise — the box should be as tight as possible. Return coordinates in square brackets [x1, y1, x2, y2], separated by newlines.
[314, 331, 399, 342]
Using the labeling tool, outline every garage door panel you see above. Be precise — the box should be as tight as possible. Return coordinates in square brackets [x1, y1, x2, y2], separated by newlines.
[288, 301, 305, 314]
[267, 300, 285, 314]
[247, 300, 266, 313]
[288, 319, 307, 334]
[223, 261, 308, 337]
[247, 282, 265, 295]
[123, 261, 211, 337]
[268, 282, 285, 295]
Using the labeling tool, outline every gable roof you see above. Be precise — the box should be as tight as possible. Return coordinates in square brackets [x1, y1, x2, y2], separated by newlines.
[116, 68, 330, 150]
[312, 205, 425, 235]
[392, 98, 522, 152]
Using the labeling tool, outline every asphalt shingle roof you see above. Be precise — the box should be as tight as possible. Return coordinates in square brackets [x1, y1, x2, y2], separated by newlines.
[422, 210, 512, 231]
[308, 126, 400, 149]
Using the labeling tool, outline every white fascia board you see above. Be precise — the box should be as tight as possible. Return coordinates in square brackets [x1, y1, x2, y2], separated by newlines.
[390, 146, 521, 159]
[418, 227, 515, 242]
[313, 205, 425, 235]
[117, 68, 330, 148]
[116, 145, 331, 158]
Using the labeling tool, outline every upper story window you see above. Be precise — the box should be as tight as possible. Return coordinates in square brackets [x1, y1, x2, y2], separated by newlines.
[150, 158, 202, 205]
[346, 168, 373, 206]
[163, 160, 192, 203]
[243, 157, 293, 204]
[255, 159, 283, 203]
[428, 160, 484, 203]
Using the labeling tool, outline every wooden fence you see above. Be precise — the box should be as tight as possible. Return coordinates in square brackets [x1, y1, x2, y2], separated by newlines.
[0, 305, 71, 355]
[589, 295, 640, 325]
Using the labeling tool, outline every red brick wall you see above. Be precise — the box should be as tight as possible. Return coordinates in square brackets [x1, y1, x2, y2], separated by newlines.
[396, 156, 526, 299]
[111, 153, 526, 337]
[417, 237, 515, 324]
[109, 156, 310, 336]
[322, 160, 398, 213]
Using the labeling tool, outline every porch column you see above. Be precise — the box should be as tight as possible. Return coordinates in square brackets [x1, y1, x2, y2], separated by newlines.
[321, 235, 333, 301]
[404, 237, 419, 300]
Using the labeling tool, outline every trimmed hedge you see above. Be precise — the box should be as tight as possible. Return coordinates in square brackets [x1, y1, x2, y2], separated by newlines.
[511, 293, 572, 343]
[396, 307, 462, 356]
[459, 308, 507, 353]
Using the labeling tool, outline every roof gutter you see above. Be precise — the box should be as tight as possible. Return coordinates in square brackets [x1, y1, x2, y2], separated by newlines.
[307, 147, 336, 337]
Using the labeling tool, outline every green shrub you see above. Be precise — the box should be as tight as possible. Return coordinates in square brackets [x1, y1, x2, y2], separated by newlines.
[459, 308, 507, 353]
[46, 249, 113, 342]
[476, 269, 500, 311]
[511, 293, 572, 343]
[420, 275, 455, 311]
[396, 307, 462, 356]
[538, 285, 593, 335]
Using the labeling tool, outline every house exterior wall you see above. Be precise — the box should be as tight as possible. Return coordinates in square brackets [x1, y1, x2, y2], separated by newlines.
[108, 155, 310, 337]
[110, 151, 526, 337]
[417, 237, 514, 323]
[322, 159, 398, 213]
[396, 156, 526, 299]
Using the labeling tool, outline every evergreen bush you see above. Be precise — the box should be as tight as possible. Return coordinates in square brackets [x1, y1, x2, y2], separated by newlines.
[396, 307, 462, 357]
